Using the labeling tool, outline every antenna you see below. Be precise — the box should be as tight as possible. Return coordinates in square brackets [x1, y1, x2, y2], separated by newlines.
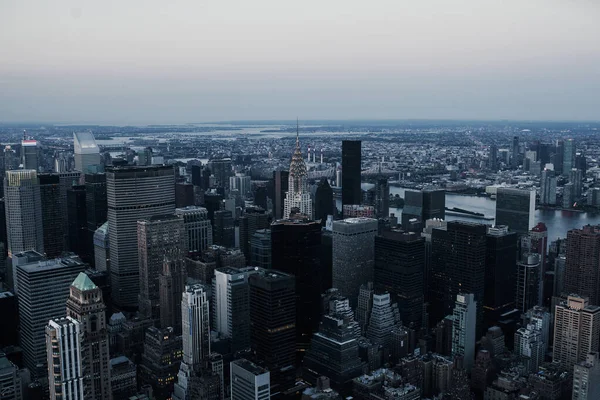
[296, 117, 299, 144]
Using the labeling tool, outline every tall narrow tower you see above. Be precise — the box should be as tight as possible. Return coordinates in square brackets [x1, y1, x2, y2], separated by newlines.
[283, 124, 312, 219]
[66, 272, 111, 400]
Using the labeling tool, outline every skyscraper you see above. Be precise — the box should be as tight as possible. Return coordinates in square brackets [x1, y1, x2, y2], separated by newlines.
[249, 269, 296, 392]
[452, 293, 477, 372]
[283, 131, 312, 219]
[514, 324, 544, 373]
[511, 136, 519, 169]
[271, 218, 324, 352]
[366, 292, 400, 347]
[138, 214, 186, 322]
[489, 144, 498, 171]
[38, 173, 64, 257]
[374, 231, 425, 329]
[341, 140, 361, 209]
[67, 185, 89, 261]
[73, 131, 101, 174]
[0, 355, 23, 400]
[85, 173, 107, 267]
[494, 187, 535, 233]
[540, 169, 557, 205]
[46, 317, 85, 400]
[401, 189, 445, 231]
[139, 327, 183, 399]
[239, 207, 269, 264]
[564, 225, 600, 305]
[515, 254, 541, 313]
[4, 170, 44, 257]
[572, 352, 600, 400]
[374, 178, 390, 219]
[21, 138, 39, 171]
[207, 158, 232, 189]
[314, 178, 333, 225]
[16, 254, 86, 377]
[332, 217, 378, 307]
[175, 206, 213, 254]
[213, 210, 235, 248]
[230, 359, 270, 400]
[66, 272, 111, 400]
[250, 229, 271, 269]
[430, 222, 487, 334]
[563, 138, 576, 175]
[106, 165, 175, 311]
[213, 267, 258, 352]
[484, 225, 518, 327]
[272, 169, 289, 220]
[93, 222, 110, 272]
[553, 295, 600, 370]
[159, 258, 187, 332]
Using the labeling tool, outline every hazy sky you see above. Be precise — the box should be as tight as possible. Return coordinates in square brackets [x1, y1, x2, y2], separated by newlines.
[1, 0, 599, 124]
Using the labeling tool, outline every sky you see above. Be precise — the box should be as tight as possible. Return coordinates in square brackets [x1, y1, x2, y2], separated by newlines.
[1, 0, 599, 124]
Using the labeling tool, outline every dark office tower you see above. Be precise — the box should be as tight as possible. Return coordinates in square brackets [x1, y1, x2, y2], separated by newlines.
[272, 169, 289, 220]
[191, 164, 202, 187]
[511, 136, 519, 169]
[271, 218, 323, 352]
[576, 153, 587, 175]
[239, 207, 269, 264]
[249, 269, 296, 392]
[564, 225, 600, 305]
[484, 226, 518, 328]
[85, 173, 107, 267]
[341, 140, 362, 209]
[107, 165, 176, 311]
[250, 229, 271, 269]
[203, 192, 223, 225]
[59, 171, 82, 248]
[202, 166, 211, 190]
[139, 327, 182, 400]
[563, 138, 576, 175]
[159, 258, 186, 333]
[38, 173, 64, 257]
[213, 210, 235, 248]
[67, 185, 90, 261]
[175, 182, 194, 208]
[4, 170, 44, 257]
[430, 221, 487, 335]
[253, 184, 268, 210]
[402, 189, 445, 231]
[66, 273, 111, 399]
[315, 178, 334, 225]
[208, 158, 232, 189]
[332, 218, 378, 306]
[489, 144, 498, 171]
[175, 206, 213, 254]
[138, 215, 186, 323]
[0, 199, 6, 254]
[515, 253, 541, 313]
[374, 231, 425, 329]
[21, 138, 39, 171]
[553, 139, 564, 173]
[374, 178, 390, 219]
[495, 188, 535, 234]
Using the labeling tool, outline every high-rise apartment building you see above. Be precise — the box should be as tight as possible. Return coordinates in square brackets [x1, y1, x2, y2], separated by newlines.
[249, 270, 296, 392]
[484, 225, 518, 327]
[16, 254, 86, 377]
[213, 267, 258, 352]
[283, 133, 312, 219]
[515, 254, 541, 313]
[374, 231, 425, 329]
[175, 206, 213, 254]
[107, 165, 175, 311]
[402, 189, 445, 231]
[73, 131, 101, 174]
[489, 144, 498, 171]
[46, 317, 84, 400]
[332, 217, 378, 307]
[495, 188, 535, 233]
[540, 169, 557, 205]
[138, 214, 186, 322]
[553, 295, 600, 370]
[271, 218, 324, 352]
[451, 293, 477, 372]
[66, 272, 111, 400]
[4, 170, 44, 257]
[572, 352, 600, 400]
[341, 140, 361, 209]
[514, 324, 545, 373]
[564, 225, 600, 305]
[230, 359, 270, 400]
[563, 138, 576, 175]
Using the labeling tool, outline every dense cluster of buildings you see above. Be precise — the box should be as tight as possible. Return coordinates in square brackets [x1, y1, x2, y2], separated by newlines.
[1, 126, 600, 400]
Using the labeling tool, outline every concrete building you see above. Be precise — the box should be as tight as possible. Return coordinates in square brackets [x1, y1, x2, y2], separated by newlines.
[514, 324, 545, 373]
[46, 317, 84, 400]
[230, 358, 270, 400]
[175, 206, 213, 254]
[564, 225, 600, 306]
[93, 222, 110, 272]
[540, 169, 557, 205]
[452, 293, 477, 372]
[0, 355, 23, 400]
[495, 187, 535, 234]
[332, 217, 378, 307]
[106, 165, 175, 311]
[515, 254, 541, 313]
[573, 352, 600, 400]
[553, 295, 600, 370]
[110, 356, 137, 400]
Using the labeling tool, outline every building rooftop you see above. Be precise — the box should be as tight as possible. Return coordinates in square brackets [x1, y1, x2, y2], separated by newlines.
[232, 358, 268, 376]
[73, 131, 99, 153]
[71, 272, 97, 291]
[17, 255, 85, 273]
